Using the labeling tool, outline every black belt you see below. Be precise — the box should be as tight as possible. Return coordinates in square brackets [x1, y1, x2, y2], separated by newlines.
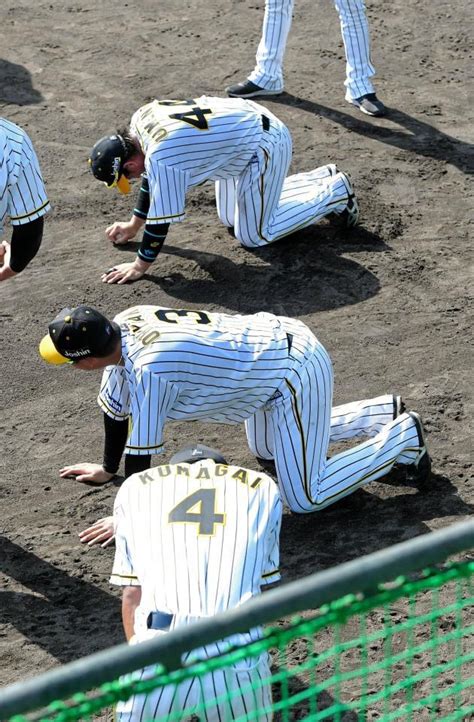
[287, 332, 293, 354]
[147, 611, 174, 631]
[261, 114, 270, 132]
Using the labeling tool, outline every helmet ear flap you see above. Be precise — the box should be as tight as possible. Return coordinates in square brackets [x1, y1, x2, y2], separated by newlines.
[116, 175, 131, 194]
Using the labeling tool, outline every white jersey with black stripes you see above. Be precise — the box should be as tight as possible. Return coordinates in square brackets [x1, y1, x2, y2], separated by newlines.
[111, 458, 281, 721]
[130, 96, 265, 224]
[99, 304, 425, 513]
[0, 118, 50, 233]
[129, 96, 352, 247]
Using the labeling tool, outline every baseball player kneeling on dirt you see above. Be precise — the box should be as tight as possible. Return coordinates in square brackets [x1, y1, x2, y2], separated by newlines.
[88, 96, 359, 285]
[108, 443, 281, 721]
[0, 118, 50, 281]
[40, 304, 431, 513]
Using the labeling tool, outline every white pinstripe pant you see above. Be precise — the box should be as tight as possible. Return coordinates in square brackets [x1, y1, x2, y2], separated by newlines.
[247, 0, 375, 100]
[215, 113, 349, 248]
[245, 320, 421, 513]
[116, 634, 272, 721]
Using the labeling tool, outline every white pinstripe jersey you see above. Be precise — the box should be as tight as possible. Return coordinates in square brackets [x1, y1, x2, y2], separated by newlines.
[0, 118, 50, 234]
[129, 96, 266, 224]
[98, 305, 300, 456]
[110, 460, 282, 632]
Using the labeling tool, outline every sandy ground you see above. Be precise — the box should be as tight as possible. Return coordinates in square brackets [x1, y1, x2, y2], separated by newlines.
[0, 0, 472, 705]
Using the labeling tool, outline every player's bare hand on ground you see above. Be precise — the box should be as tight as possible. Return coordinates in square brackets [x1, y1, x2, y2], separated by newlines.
[0, 241, 16, 281]
[105, 218, 143, 245]
[59, 463, 114, 485]
[101, 258, 151, 285]
[79, 516, 115, 547]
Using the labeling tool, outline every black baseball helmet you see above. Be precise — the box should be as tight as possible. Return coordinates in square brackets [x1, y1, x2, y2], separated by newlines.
[170, 444, 227, 465]
[88, 134, 131, 194]
[39, 305, 121, 365]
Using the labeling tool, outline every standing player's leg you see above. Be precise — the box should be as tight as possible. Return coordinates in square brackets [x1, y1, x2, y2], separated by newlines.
[226, 0, 294, 97]
[334, 0, 386, 116]
[233, 119, 353, 249]
[249, 0, 293, 93]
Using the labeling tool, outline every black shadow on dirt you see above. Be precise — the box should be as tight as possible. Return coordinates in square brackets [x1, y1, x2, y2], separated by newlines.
[271, 667, 358, 722]
[115, 229, 387, 315]
[0, 537, 121, 663]
[268, 94, 474, 175]
[0, 60, 43, 106]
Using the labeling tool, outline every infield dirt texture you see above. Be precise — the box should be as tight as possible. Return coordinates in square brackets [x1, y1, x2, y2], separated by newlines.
[0, 0, 472, 703]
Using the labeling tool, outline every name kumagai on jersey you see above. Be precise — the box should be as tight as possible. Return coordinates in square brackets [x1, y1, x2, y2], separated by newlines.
[110, 460, 282, 625]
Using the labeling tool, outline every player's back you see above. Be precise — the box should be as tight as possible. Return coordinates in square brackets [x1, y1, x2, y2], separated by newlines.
[130, 96, 265, 183]
[113, 304, 294, 422]
[112, 460, 281, 628]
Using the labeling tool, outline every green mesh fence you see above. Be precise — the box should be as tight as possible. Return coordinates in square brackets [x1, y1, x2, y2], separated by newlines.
[8, 559, 473, 722]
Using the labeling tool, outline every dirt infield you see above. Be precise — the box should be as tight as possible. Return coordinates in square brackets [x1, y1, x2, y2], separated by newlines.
[0, 0, 472, 693]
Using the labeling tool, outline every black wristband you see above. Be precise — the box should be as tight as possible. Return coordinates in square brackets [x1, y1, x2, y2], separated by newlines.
[102, 413, 129, 474]
[137, 222, 169, 263]
[10, 216, 44, 273]
[133, 175, 150, 220]
[125, 454, 152, 478]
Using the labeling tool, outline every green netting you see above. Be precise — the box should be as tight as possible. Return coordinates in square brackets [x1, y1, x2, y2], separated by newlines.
[9, 560, 474, 722]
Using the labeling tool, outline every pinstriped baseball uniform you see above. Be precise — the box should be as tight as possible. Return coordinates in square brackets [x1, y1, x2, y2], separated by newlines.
[0, 118, 50, 234]
[130, 96, 350, 248]
[99, 305, 424, 514]
[247, 0, 376, 101]
[111, 459, 281, 721]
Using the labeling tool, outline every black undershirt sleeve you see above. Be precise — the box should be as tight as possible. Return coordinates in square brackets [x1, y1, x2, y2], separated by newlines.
[133, 174, 150, 220]
[137, 222, 169, 263]
[102, 413, 129, 475]
[124, 454, 152, 478]
[133, 174, 170, 263]
[102, 413, 151, 478]
[9, 216, 44, 273]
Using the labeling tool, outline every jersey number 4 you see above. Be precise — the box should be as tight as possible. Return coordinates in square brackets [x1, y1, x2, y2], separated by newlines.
[159, 99, 212, 130]
[168, 489, 225, 535]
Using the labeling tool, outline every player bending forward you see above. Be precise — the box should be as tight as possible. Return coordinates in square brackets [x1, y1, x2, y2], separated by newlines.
[40, 304, 431, 514]
[0, 118, 50, 281]
[88, 96, 358, 284]
[110, 444, 281, 721]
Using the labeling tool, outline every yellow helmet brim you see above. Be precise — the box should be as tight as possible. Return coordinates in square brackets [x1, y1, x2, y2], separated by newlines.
[39, 335, 71, 365]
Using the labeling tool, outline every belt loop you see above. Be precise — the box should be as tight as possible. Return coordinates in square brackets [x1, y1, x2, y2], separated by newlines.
[286, 333, 293, 354]
[261, 114, 270, 132]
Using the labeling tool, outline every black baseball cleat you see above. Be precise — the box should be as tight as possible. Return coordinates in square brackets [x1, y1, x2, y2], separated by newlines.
[349, 93, 387, 117]
[226, 79, 283, 98]
[337, 172, 360, 228]
[393, 395, 406, 419]
[406, 411, 432, 484]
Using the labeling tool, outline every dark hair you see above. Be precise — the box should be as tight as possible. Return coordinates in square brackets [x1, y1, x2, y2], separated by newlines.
[117, 128, 138, 161]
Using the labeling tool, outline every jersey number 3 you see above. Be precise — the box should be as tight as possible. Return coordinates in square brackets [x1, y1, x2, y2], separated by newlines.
[168, 489, 225, 535]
